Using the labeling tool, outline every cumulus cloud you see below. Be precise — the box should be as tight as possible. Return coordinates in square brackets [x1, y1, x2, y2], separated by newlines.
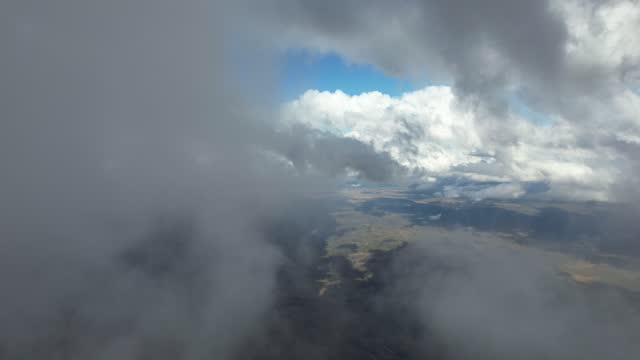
[270, 0, 638, 108]
[283, 86, 625, 200]
[267, 0, 640, 200]
[283, 88, 481, 172]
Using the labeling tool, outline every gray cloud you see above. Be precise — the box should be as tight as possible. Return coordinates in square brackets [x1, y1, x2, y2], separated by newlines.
[268, 0, 640, 201]
[266, 0, 636, 112]
[269, 125, 405, 182]
[284, 87, 623, 201]
[0, 1, 402, 359]
[261, 0, 567, 106]
[273, 3, 640, 358]
[2, 1, 639, 359]
[390, 229, 640, 360]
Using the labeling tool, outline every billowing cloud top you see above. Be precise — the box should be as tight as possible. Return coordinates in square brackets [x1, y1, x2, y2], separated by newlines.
[273, 0, 640, 201]
[283, 87, 620, 201]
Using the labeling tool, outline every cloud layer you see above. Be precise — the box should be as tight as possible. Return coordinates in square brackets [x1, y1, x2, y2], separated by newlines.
[272, 0, 640, 201]
[391, 229, 640, 360]
[1, 1, 639, 359]
[0, 1, 403, 358]
[284, 86, 633, 200]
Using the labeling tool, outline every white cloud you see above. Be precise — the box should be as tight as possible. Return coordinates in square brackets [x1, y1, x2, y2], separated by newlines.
[282, 86, 628, 201]
[269, 0, 640, 203]
[284, 87, 482, 173]
[561, 0, 640, 81]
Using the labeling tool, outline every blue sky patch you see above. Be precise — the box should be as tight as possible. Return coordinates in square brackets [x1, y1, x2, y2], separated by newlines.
[279, 49, 416, 101]
[279, 49, 555, 127]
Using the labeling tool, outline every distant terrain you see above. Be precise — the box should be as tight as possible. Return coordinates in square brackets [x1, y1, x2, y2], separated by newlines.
[326, 187, 640, 293]
[237, 187, 640, 359]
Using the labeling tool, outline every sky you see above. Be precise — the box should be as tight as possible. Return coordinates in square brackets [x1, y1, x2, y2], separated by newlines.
[279, 51, 554, 126]
[279, 50, 418, 100]
[275, 0, 640, 202]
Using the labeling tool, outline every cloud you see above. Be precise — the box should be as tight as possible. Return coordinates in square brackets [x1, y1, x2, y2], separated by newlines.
[266, 124, 406, 182]
[264, 0, 640, 113]
[390, 229, 640, 360]
[283, 87, 627, 201]
[283, 88, 481, 172]
[266, 0, 640, 201]
[0, 1, 402, 359]
[1, 1, 638, 359]
[270, 3, 640, 358]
